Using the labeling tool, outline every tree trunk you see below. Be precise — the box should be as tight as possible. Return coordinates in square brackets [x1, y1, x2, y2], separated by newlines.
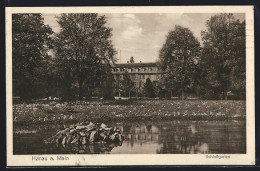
[222, 86, 227, 100]
[198, 85, 201, 99]
[181, 77, 184, 100]
[224, 89, 228, 100]
[46, 79, 51, 98]
[224, 93, 227, 100]
[181, 88, 184, 100]
[78, 80, 83, 100]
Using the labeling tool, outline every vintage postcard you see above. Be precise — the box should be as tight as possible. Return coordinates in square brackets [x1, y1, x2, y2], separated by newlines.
[6, 6, 255, 166]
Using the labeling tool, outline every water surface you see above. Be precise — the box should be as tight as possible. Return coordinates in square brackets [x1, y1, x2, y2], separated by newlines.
[13, 120, 246, 154]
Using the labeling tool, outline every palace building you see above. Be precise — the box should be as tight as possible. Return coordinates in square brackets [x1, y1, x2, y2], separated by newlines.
[111, 60, 163, 96]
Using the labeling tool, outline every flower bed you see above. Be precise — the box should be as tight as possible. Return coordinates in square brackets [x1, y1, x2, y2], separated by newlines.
[13, 100, 246, 124]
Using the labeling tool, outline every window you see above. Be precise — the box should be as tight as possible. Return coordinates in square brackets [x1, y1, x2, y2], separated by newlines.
[139, 75, 145, 79]
[149, 68, 153, 71]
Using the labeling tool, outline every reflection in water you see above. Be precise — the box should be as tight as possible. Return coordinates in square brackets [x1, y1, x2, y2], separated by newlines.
[13, 120, 246, 154]
[57, 142, 123, 154]
[111, 121, 245, 154]
[156, 123, 209, 154]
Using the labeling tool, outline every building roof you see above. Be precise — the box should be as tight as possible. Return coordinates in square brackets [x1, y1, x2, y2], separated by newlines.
[112, 62, 158, 68]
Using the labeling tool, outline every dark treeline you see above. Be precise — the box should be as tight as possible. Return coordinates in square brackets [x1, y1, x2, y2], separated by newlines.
[158, 13, 245, 100]
[12, 13, 245, 100]
[12, 13, 116, 100]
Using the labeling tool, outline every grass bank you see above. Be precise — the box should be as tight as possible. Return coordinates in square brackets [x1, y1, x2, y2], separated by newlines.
[13, 100, 246, 124]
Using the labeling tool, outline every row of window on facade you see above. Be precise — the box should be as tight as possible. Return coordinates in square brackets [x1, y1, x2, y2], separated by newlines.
[112, 67, 157, 73]
[113, 81, 158, 88]
[114, 74, 161, 80]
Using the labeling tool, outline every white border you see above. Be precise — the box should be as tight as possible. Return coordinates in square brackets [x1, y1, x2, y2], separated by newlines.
[6, 6, 255, 166]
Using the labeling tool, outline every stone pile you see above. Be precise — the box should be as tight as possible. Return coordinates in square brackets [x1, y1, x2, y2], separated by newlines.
[44, 121, 124, 145]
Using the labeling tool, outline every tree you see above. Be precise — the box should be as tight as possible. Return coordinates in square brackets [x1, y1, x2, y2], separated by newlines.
[159, 25, 201, 99]
[120, 71, 134, 97]
[143, 78, 155, 98]
[12, 14, 53, 100]
[201, 13, 245, 100]
[48, 55, 75, 99]
[130, 56, 134, 63]
[54, 14, 117, 100]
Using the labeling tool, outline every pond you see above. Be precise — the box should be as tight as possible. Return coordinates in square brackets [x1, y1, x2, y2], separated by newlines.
[13, 120, 246, 154]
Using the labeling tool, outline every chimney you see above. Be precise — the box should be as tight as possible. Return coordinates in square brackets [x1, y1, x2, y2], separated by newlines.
[140, 61, 142, 64]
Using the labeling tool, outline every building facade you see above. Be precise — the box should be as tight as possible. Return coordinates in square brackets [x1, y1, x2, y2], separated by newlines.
[111, 62, 163, 96]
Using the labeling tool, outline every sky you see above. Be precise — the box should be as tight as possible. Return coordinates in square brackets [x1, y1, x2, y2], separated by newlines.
[42, 13, 245, 63]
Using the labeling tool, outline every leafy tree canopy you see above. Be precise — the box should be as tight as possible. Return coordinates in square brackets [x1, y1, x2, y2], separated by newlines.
[130, 56, 134, 63]
[12, 14, 53, 99]
[159, 25, 201, 99]
[201, 13, 245, 100]
[144, 78, 155, 98]
[54, 13, 117, 99]
[120, 71, 134, 97]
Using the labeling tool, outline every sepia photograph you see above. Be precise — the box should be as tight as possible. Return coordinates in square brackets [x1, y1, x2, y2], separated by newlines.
[6, 6, 255, 166]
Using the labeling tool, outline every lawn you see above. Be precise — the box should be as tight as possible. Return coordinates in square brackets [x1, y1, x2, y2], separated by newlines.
[13, 99, 246, 124]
